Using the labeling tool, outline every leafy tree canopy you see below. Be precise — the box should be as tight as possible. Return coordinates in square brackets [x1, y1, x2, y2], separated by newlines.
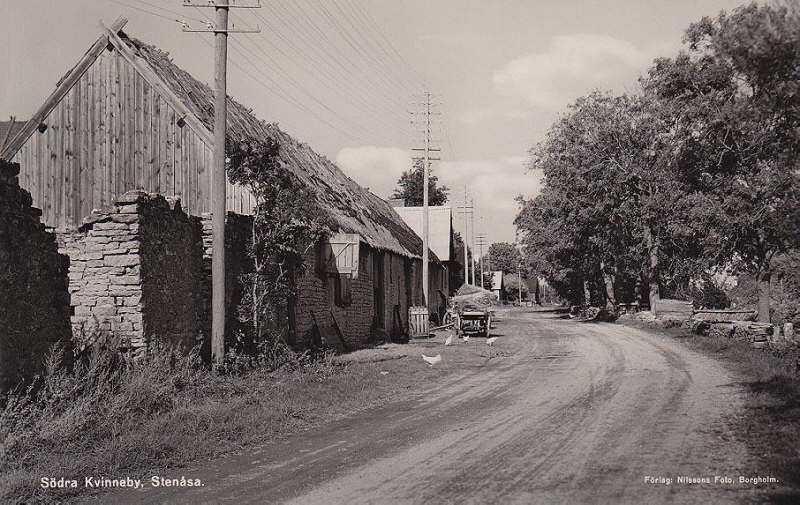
[390, 159, 449, 206]
[484, 242, 524, 275]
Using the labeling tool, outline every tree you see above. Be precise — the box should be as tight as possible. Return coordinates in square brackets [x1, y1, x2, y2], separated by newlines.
[503, 273, 529, 302]
[643, 2, 800, 322]
[390, 159, 449, 206]
[226, 137, 332, 350]
[450, 231, 472, 292]
[516, 91, 700, 311]
[484, 242, 523, 275]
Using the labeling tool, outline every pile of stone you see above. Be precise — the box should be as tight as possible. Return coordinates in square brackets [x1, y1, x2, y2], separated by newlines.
[704, 321, 772, 348]
[693, 309, 757, 322]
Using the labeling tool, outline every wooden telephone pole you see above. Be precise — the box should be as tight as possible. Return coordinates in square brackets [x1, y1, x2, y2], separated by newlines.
[183, 1, 260, 364]
[456, 186, 473, 286]
[470, 199, 476, 288]
[410, 91, 440, 308]
[476, 233, 487, 289]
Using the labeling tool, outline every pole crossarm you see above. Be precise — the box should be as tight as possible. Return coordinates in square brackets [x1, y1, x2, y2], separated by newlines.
[183, 1, 263, 8]
[182, 27, 261, 33]
[182, 0, 260, 365]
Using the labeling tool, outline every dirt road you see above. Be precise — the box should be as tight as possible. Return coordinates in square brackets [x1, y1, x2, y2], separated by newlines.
[93, 309, 782, 504]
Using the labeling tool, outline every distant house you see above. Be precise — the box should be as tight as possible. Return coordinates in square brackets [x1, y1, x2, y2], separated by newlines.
[0, 120, 26, 148]
[393, 205, 453, 318]
[489, 271, 504, 301]
[1, 17, 444, 350]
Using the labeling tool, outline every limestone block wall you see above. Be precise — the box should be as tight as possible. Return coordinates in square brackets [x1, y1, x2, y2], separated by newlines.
[60, 191, 204, 352]
[0, 160, 71, 393]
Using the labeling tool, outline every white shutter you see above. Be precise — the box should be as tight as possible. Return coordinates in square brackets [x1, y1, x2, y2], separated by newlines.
[325, 233, 360, 278]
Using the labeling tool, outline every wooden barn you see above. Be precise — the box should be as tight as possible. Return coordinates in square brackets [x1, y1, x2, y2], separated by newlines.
[1, 17, 446, 349]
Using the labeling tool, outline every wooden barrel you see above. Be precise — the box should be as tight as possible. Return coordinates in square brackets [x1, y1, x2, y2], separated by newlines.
[408, 306, 429, 338]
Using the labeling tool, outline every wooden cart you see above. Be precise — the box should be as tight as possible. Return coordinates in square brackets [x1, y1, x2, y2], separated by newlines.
[456, 309, 491, 338]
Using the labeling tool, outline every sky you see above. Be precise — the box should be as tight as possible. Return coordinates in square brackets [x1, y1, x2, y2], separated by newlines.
[0, 0, 752, 246]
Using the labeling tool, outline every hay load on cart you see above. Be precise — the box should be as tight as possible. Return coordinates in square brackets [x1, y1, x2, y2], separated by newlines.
[446, 285, 495, 337]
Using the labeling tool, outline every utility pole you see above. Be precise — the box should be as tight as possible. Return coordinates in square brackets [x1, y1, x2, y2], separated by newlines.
[455, 186, 472, 286]
[470, 199, 476, 288]
[476, 233, 487, 289]
[183, 1, 260, 365]
[517, 242, 524, 304]
[410, 91, 440, 309]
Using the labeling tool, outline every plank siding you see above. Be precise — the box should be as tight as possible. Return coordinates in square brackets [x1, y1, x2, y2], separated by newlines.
[173, 109, 181, 200]
[110, 51, 119, 198]
[152, 93, 161, 194]
[142, 79, 151, 192]
[11, 42, 255, 228]
[123, 55, 131, 192]
[80, 71, 90, 222]
[134, 70, 142, 190]
[160, 98, 171, 195]
[93, 58, 108, 207]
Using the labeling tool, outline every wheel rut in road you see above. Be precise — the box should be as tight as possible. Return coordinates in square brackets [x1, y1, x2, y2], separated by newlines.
[92, 309, 762, 505]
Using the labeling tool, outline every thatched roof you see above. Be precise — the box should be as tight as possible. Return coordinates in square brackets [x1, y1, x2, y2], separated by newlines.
[120, 32, 430, 261]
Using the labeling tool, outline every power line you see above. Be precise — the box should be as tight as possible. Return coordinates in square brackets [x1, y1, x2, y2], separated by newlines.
[104, 0, 203, 23]
[227, 32, 394, 143]
[341, 0, 427, 90]
[190, 3, 393, 142]
[225, 38, 372, 142]
[245, 4, 414, 141]
[332, 0, 424, 93]
[303, 0, 416, 102]
[278, 0, 411, 114]
[241, 9, 413, 141]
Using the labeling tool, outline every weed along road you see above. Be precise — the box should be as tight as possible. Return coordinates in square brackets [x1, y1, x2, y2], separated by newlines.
[92, 308, 771, 505]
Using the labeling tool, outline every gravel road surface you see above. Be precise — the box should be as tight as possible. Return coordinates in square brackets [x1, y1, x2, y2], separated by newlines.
[92, 308, 779, 504]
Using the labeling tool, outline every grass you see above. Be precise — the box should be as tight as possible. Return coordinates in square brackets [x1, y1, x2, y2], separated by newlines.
[0, 339, 427, 504]
[618, 318, 800, 501]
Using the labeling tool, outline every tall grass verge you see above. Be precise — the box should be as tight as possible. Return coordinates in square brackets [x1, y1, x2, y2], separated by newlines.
[0, 337, 390, 504]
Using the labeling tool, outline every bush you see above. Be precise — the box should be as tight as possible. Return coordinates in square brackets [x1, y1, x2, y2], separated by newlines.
[689, 278, 730, 309]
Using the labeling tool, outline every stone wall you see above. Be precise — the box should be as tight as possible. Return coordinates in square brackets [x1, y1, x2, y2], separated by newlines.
[61, 191, 204, 352]
[0, 160, 71, 393]
[200, 212, 254, 357]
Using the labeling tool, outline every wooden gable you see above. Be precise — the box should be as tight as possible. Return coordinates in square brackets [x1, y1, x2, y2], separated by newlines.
[4, 18, 255, 229]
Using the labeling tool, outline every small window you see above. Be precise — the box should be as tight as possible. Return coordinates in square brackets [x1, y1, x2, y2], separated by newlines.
[334, 274, 352, 307]
[315, 242, 326, 278]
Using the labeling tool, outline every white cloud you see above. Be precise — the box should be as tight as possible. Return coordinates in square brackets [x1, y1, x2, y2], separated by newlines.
[493, 33, 655, 110]
[460, 107, 533, 125]
[335, 146, 412, 198]
[438, 157, 543, 245]
[460, 107, 497, 125]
